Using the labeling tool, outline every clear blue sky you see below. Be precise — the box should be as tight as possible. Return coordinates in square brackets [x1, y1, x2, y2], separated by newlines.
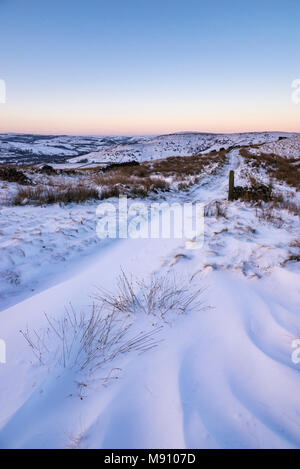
[0, 0, 299, 134]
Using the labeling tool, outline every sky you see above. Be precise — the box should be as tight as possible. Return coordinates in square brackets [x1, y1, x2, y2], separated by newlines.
[0, 0, 299, 135]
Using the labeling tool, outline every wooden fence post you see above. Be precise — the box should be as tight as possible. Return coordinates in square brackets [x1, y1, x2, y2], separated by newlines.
[228, 170, 234, 201]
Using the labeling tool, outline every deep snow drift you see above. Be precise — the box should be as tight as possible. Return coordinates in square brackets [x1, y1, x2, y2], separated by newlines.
[0, 135, 299, 449]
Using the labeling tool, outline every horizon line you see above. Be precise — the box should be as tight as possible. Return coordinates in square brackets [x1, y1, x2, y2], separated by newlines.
[0, 129, 299, 138]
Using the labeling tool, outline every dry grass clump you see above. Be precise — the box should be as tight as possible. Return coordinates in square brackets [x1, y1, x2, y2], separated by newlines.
[13, 183, 99, 205]
[95, 173, 170, 199]
[148, 149, 227, 178]
[256, 206, 284, 228]
[282, 239, 300, 265]
[232, 183, 273, 203]
[94, 271, 204, 321]
[177, 181, 193, 191]
[21, 306, 160, 374]
[101, 161, 140, 173]
[240, 148, 300, 189]
[204, 200, 227, 218]
[21, 272, 204, 378]
[0, 166, 31, 184]
[255, 196, 300, 226]
[100, 186, 121, 200]
[290, 239, 300, 250]
[270, 196, 300, 217]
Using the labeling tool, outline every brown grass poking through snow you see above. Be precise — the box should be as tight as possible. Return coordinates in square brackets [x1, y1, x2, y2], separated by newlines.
[13, 184, 99, 205]
[148, 149, 227, 178]
[238, 148, 300, 217]
[92, 149, 226, 199]
[94, 174, 170, 200]
[0, 166, 31, 184]
[240, 148, 300, 189]
[11, 149, 227, 205]
[256, 206, 284, 228]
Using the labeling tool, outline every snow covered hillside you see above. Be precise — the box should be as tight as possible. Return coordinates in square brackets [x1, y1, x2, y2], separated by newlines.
[68, 131, 298, 165]
[251, 135, 300, 158]
[0, 134, 134, 165]
[0, 131, 298, 168]
[0, 136, 299, 449]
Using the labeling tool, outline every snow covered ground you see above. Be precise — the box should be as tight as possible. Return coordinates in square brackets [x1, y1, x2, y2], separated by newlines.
[0, 203, 104, 310]
[1, 131, 298, 167]
[0, 140, 299, 449]
[251, 135, 300, 158]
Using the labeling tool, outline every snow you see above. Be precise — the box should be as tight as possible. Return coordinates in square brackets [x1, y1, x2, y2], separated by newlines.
[68, 131, 298, 165]
[0, 203, 104, 310]
[1, 131, 298, 167]
[0, 134, 133, 165]
[251, 135, 300, 159]
[0, 144, 299, 449]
